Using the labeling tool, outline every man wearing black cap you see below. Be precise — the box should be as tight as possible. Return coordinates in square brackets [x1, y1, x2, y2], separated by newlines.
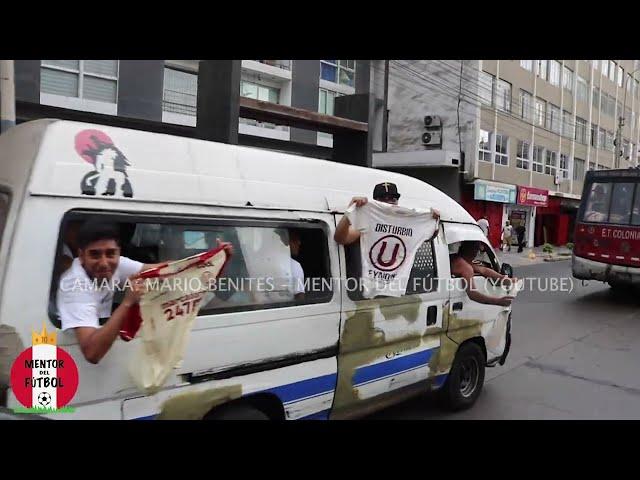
[334, 182, 439, 245]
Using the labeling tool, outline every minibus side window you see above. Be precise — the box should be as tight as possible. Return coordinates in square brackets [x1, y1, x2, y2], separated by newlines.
[124, 222, 333, 313]
[49, 215, 334, 327]
[448, 241, 499, 277]
[405, 240, 438, 295]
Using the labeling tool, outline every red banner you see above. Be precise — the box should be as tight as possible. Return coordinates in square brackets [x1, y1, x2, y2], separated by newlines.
[518, 186, 549, 207]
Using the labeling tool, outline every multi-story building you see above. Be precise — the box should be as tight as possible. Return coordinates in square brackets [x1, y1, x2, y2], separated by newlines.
[375, 60, 640, 248]
[8, 59, 640, 248]
[16, 60, 357, 149]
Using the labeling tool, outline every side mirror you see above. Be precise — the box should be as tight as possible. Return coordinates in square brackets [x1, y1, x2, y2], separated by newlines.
[500, 263, 513, 278]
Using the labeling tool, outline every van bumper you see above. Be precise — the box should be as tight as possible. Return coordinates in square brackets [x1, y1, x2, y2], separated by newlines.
[572, 255, 640, 285]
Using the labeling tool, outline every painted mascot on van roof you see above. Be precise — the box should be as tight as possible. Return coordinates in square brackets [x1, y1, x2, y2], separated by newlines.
[75, 129, 133, 198]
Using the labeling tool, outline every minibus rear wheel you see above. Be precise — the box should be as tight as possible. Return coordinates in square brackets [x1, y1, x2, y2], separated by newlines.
[438, 342, 485, 411]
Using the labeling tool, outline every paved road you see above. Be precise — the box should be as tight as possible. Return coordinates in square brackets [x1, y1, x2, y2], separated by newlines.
[369, 261, 640, 419]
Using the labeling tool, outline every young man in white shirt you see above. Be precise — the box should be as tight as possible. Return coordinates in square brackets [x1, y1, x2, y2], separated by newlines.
[334, 182, 440, 246]
[56, 221, 231, 364]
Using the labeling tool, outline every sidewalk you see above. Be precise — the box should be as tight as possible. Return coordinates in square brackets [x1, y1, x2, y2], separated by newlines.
[496, 246, 573, 268]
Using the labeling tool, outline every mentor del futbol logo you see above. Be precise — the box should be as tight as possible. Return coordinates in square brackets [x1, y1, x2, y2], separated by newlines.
[10, 324, 79, 414]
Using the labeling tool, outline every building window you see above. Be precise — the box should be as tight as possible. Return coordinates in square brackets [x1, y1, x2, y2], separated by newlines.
[494, 134, 509, 166]
[609, 61, 616, 82]
[479, 71, 495, 106]
[548, 104, 561, 133]
[536, 60, 548, 81]
[598, 127, 607, 150]
[40, 60, 118, 103]
[575, 117, 587, 144]
[533, 146, 545, 173]
[496, 79, 511, 112]
[549, 60, 561, 86]
[562, 110, 573, 139]
[605, 130, 614, 151]
[240, 80, 280, 104]
[519, 90, 532, 120]
[593, 60, 599, 70]
[602, 60, 610, 78]
[318, 88, 339, 115]
[573, 158, 585, 181]
[609, 96, 617, 117]
[601, 92, 614, 117]
[563, 65, 573, 91]
[535, 98, 546, 127]
[479, 130, 492, 162]
[576, 75, 588, 103]
[520, 60, 533, 71]
[318, 88, 342, 140]
[617, 65, 624, 88]
[516, 140, 530, 170]
[592, 86, 600, 109]
[559, 154, 569, 179]
[591, 123, 598, 147]
[545, 150, 557, 176]
[320, 60, 355, 87]
[162, 67, 197, 115]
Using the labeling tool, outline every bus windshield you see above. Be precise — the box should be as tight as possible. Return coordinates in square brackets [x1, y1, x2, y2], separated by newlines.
[582, 181, 640, 225]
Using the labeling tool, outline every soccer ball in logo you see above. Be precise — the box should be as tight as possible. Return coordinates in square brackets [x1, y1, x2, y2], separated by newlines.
[37, 392, 52, 407]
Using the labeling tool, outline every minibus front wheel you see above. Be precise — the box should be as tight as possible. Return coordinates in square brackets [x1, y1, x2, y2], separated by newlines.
[438, 342, 485, 411]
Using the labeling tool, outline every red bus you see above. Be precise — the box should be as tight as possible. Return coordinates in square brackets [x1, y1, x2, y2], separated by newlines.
[573, 167, 640, 290]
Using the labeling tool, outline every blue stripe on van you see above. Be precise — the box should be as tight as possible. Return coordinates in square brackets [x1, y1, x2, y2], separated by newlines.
[263, 373, 337, 405]
[432, 373, 448, 389]
[133, 414, 157, 420]
[352, 348, 435, 387]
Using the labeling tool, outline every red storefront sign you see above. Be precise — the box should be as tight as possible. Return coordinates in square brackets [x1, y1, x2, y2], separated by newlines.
[518, 186, 549, 207]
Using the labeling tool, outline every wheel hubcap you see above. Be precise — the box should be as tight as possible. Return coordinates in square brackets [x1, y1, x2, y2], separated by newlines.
[459, 357, 479, 398]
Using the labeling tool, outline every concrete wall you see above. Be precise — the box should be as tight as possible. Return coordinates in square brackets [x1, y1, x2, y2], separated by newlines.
[386, 60, 480, 166]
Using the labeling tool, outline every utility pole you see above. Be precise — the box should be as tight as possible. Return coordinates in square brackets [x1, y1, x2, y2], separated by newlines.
[615, 111, 624, 169]
[616, 67, 640, 169]
[0, 60, 16, 133]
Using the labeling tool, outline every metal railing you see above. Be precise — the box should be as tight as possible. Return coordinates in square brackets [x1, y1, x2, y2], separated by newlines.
[252, 60, 291, 70]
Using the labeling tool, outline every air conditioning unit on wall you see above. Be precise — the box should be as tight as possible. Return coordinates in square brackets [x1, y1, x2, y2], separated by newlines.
[422, 131, 442, 146]
[422, 114, 443, 147]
